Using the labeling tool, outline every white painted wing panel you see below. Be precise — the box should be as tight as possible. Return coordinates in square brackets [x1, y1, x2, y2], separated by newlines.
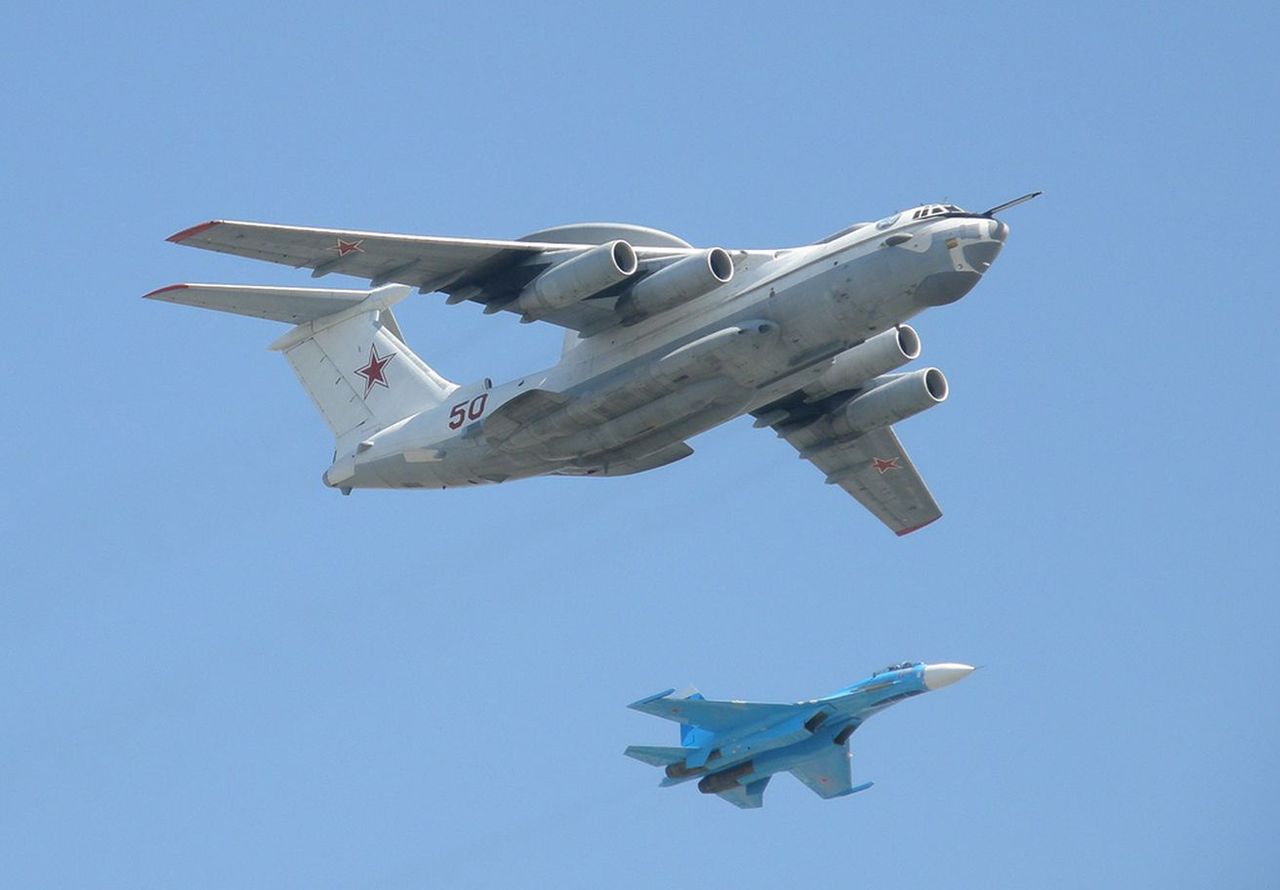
[167, 219, 557, 288]
[772, 422, 942, 536]
[165, 219, 684, 332]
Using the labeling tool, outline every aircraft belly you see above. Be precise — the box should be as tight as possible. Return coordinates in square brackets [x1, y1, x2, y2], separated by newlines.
[350, 442, 547, 489]
[695, 728, 839, 795]
[540, 378, 735, 460]
[744, 731, 838, 777]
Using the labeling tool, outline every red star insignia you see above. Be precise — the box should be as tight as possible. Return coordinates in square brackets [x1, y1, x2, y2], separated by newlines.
[872, 456, 901, 474]
[355, 343, 395, 397]
[330, 238, 364, 256]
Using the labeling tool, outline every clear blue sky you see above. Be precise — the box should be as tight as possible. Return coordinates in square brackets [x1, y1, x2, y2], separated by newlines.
[3, 2, 1277, 887]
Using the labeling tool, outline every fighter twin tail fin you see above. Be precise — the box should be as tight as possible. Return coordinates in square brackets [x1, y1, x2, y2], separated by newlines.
[144, 283, 458, 450]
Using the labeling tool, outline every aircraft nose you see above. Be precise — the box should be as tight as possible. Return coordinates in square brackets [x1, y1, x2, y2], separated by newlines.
[962, 237, 1003, 275]
[989, 219, 1009, 243]
[922, 663, 975, 691]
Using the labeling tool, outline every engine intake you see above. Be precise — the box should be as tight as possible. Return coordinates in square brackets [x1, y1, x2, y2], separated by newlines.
[615, 247, 734, 322]
[829, 367, 948, 438]
[803, 325, 921, 401]
[516, 240, 638, 316]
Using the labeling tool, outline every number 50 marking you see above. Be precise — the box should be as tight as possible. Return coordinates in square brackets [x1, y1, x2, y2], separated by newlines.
[448, 393, 489, 430]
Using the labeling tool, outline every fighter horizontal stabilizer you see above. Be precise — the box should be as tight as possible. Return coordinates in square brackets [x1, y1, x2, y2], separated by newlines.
[628, 691, 804, 734]
[623, 745, 695, 767]
[717, 777, 770, 809]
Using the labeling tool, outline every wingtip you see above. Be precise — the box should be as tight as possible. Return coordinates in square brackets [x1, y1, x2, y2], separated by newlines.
[142, 283, 189, 299]
[895, 514, 942, 536]
[166, 220, 221, 243]
[627, 688, 676, 709]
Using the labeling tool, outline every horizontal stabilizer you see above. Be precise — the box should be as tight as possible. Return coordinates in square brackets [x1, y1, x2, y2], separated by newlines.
[623, 745, 695, 767]
[143, 283, 373, 324]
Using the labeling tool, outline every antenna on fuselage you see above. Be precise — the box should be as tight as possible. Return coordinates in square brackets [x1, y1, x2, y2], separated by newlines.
[981, 191, 1043, 217]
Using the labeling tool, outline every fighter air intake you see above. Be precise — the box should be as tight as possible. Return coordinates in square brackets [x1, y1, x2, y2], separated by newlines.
[515, 240, 638, 316]
[615, 248, 734, 322]
[829, 367, 948, 438]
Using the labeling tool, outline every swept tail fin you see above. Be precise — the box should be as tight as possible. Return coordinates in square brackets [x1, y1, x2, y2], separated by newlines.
[677, 690, 714, 748]
[146, 283, 458, 449]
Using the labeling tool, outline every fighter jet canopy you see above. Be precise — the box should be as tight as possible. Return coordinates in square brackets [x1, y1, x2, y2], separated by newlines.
[874, 661, 923, 675]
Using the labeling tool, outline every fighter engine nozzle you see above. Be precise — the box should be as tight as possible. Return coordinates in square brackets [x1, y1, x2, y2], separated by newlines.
[921, 663, 975, 691]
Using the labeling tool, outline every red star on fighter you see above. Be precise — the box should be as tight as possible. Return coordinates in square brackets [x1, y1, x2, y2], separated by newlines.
[871, 456, 901, 474]
[355, 343, 395, 397]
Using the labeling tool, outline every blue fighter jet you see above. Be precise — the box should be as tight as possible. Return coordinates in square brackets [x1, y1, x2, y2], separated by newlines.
[625, 662, 974, 808]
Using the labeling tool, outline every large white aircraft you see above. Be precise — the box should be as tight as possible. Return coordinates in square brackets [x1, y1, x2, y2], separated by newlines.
[147, 194, 1036, 535]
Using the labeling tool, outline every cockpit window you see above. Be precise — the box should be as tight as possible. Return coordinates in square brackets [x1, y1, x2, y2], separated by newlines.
[912, 204, 968, 220]
[873, 661, 920, 676]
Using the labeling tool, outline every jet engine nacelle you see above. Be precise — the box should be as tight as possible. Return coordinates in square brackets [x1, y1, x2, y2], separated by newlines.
[803, 325, 921, 402]
[697, 761, 756, 794]
[516, 240, 638, 315]
[829, 367, 948, 438]
[615, 248, 734, 322]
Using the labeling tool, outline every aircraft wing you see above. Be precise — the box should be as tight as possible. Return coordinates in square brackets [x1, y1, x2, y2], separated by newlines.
[166, 219, 688, 332]
[628, 690, 804, 733]
[757, 411, 942, 535]
[789, 742, 857, 799]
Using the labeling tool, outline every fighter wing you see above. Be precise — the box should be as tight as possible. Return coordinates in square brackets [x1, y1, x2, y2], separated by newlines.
[166, 219, 686, 332]
[757, 413, 941, 535]
[789, 742, 858, 799]
[627, 690, 804, 733]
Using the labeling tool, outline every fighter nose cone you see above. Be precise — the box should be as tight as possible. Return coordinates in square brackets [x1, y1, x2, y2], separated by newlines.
[922, 663, 975, 691]
[990, 219, 1009, 242]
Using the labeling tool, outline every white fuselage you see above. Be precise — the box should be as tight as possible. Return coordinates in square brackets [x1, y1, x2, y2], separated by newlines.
[331, 210, 1006, 489]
